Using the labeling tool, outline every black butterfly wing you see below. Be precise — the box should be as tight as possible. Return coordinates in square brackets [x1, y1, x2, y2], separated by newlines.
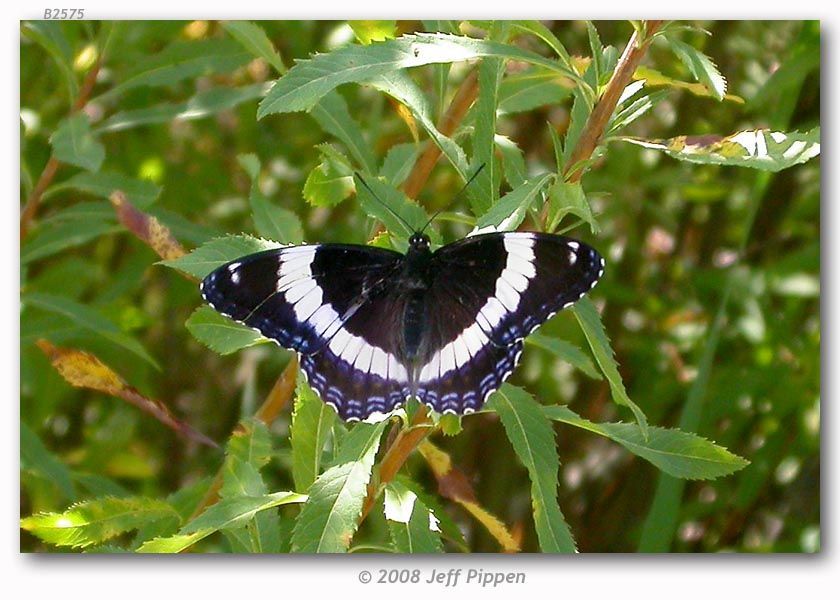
[200, 243, 414, 421]
[413, 232, 604, 415]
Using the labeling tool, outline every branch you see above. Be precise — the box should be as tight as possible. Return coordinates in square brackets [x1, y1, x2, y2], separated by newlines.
[563, 21, 663, 183]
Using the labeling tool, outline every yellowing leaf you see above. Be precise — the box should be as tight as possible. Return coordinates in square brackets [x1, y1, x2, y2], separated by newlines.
[110, 191, 185, 260]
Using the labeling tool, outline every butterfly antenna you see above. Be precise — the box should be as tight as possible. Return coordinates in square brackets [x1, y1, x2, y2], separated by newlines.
[418, 164, 486, 234]
[354, 172, 415, 235]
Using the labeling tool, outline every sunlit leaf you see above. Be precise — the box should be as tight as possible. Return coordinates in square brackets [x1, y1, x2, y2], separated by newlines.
[384, 481, 443, 553]
[185, 306, 267, 355]
[620, 128, 820, 172]
[161, 235, 283, 280]
[290, 380, 336, 493]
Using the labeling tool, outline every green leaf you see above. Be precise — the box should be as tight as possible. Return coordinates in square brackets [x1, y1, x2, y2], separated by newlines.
[380, 143, 419, 186]
[473, 174, 553, 233]
[137, 492, 306, 553]
[96, 84, 267, 133]
[222, 21, 287, 74]
[22, 496, 179, 549]
[620, 128, 821, 172]
[48, 170, 161, 208]
[258, 33, 580, 118]
[21, 218, 118, 265]
[309, 91, 377, 174]
[366, 71, 469, 179]
[303, 145, 355, 207]
[349, 21, 397, 45]
[20, 422, 75, 501]
[572, 297, 648, 437]
[21, 21, 78, 105]
[238, 154, 304, 243]
[543, 405, 749, 479]
[291, 380, 337, 492]
[495, 135, 526, 189]
[50, 114, 105, 172]
[546, 180, 600, 234]
[498, 70, 572, 114]
[563, 88, 593, 169]
[291, 421, 388, 553]
[97, 39, 251, 102]
[23, 292, 159, 369]
[666, 38, 727, 101]
[509, 21, 574, 67]
[384, 482, 443, 553]
[488, 385, 576, 553]
[160, 234, 283, 280]
[186, 306, 267, 355]
[354, 174, 434, 244]
[468, 30, 507, 214]
[525, 333, 601, 380]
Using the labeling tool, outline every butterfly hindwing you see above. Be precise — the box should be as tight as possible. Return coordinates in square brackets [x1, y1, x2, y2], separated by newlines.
[411, 232, 604, 414]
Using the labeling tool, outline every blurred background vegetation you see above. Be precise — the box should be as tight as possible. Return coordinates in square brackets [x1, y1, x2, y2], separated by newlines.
[20, 20, 819, 552]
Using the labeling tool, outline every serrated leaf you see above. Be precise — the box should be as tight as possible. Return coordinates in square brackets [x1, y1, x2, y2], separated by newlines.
[20, 422, 75, 501]
[384, 482, 443, 553]
[225, 418, 272, 470]
[50, 114, 105, 172]
[48, 170, 161, 208]
[572, 297, 648, 437]
[546, 180, 600, 234]
[633, 66, 743, 103]
[137, 492, 306, 553]
[185, 306, 267, 355]
[487, 385, 575, 553]
[303, 146, 355, 207]
[258, 33, 579, 118]
[667, 38, 726, 101]
[620, 128, 820, 172]
[22, 496, 179, 549]
[291, 421, 387, 553]
[160, 234, 283, 280]
[309, 91, 377, 173]
[472, 173, 553, 233]
[23, 293, 158, 369]
[542, 405, 749, 479]
[349, 21, 397, 45]
[222, 21, 287, 74]
[291, 380, 336, 492]
[525, 333, 601, 380]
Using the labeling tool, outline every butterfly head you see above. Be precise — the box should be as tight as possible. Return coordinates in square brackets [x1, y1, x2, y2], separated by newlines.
[408, 232, 431, 253]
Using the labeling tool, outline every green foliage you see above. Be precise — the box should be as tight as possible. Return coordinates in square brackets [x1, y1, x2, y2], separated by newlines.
[21, 20, 819, 555]
[384, 481, 444, 553]
[291, 421, 387, 552]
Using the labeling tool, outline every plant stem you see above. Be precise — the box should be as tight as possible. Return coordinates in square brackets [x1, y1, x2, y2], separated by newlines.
[563, 21, 662, 184]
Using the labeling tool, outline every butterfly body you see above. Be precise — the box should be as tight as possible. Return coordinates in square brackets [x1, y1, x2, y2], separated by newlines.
[201, 231, 604, 421]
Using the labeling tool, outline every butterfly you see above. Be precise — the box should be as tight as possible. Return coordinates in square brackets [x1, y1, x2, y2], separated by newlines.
[201, 229, 604, 422]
